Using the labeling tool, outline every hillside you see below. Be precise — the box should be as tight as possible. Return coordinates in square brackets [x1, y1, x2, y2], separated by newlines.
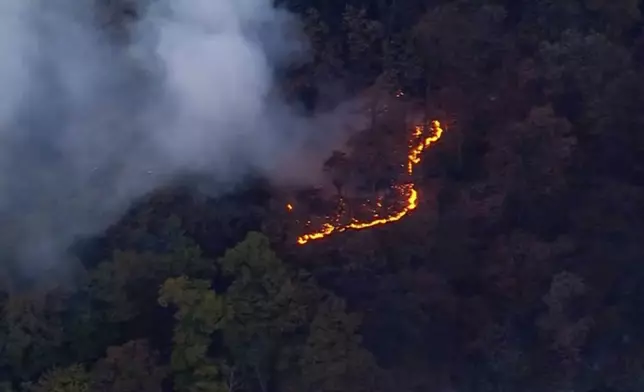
[2, 0, 644, 391]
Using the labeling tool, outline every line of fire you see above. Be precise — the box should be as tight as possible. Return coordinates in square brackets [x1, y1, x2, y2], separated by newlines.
[284, 91, 445, 244]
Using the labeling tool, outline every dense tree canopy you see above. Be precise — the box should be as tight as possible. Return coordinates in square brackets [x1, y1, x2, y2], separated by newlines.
[2, 0, 644, 391]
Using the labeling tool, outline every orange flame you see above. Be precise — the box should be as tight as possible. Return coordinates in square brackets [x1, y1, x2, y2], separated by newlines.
[289, 119, 444, 245]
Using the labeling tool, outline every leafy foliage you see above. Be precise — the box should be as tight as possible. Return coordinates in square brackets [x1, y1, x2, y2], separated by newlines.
[1, 0, 644, 391]
[159, 276, 226, 392]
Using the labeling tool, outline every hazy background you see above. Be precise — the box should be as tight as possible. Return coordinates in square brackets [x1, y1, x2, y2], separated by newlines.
[0, 0, 363, 273]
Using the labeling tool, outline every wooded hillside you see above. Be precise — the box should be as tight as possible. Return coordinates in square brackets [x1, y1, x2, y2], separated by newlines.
[2, 0, 644, 391]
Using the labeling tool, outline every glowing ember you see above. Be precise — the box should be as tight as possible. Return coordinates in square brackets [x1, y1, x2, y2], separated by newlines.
[288, 119, 444, 245]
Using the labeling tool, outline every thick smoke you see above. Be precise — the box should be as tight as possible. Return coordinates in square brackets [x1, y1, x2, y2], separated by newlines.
[0, 0, 362, 274]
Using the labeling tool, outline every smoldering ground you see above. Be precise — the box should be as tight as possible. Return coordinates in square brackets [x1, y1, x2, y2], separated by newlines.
[0, 0, 365, 275]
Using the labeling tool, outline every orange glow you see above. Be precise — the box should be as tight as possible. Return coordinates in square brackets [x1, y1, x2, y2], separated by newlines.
[289, 118, 444, 245]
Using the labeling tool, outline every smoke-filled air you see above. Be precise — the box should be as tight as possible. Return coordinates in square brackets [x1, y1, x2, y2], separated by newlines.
[0, 0, 360, 272]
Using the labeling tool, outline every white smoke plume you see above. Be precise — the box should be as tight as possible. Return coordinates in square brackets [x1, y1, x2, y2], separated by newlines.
[0, 0, 362, 275]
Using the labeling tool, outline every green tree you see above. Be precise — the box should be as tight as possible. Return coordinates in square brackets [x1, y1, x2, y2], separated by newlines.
[25, 364, 90, 392]
[298, 295, 386, 392]
[90, 339, 167, 392]
[158, 276, 226, 392]
[88, 228, 214, 324]
[0, 289, 69, 380]
[219, 232, 314, 392]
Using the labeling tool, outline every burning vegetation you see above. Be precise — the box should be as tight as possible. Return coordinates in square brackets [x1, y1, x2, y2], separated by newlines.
[287, 119, 444, 244]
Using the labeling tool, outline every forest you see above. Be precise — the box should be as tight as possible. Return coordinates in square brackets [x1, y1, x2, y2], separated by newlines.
[2, 0, 644, 391]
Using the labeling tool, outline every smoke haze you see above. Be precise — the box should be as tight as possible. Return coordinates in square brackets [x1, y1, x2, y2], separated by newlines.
[0, 0, 361, 274]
